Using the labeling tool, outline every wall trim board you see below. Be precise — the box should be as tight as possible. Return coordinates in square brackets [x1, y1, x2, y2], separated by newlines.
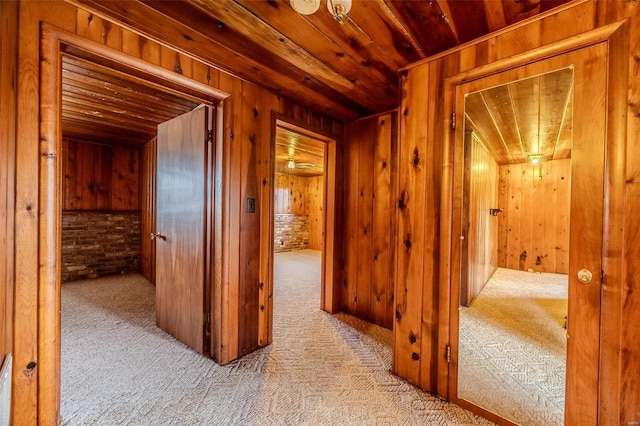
[36, 22, 229, 423]
[439, 22, 628, 424]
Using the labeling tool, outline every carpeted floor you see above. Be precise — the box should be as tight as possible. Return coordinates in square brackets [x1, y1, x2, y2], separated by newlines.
[61, 249, 491, 425]
[458, 267, 568, 426]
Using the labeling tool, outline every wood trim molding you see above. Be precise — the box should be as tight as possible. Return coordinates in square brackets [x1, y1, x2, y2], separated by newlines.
[439, 20, 628, 422]
[42, 23, 230, 102]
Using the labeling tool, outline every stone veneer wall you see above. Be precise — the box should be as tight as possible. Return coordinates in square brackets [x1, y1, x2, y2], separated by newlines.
[62, 212, 141, 282]
[274, 214, 309, 253]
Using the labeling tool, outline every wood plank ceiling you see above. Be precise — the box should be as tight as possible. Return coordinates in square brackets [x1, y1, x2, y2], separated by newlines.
[276, 126, 325, 177]
[72, 0, 572, 121]
[62, 55, 199, 147]
[465, 66, 574, 165]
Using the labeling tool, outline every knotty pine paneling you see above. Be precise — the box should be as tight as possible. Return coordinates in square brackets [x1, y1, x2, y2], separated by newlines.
[343, 112, 396, 330]
[498, 159, 570, 274]
[306, 175, 323, 251]
[273, 173, 324, 251]
[62, 140, 140, 211]
[12, 2, 345, 423]
[274, 173, 306, 215]
[461, 134, 499, 306]
[397, 1, 639, 422]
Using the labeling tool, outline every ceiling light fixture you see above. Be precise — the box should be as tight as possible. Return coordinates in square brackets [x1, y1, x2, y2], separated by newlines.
[287, 159, 296, 169]
[290, 0, 352, 24]
[528, 154, 543, 165]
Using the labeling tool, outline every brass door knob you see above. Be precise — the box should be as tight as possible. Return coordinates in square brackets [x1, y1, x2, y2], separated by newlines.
[577, 268, 593, 284]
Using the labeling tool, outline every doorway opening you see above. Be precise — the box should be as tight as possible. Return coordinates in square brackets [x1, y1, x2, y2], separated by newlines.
[457, 67, 573, 426]
[272, 124, 327, 328]
[42, 24, 227, 421]
[445, 40, 611, 426]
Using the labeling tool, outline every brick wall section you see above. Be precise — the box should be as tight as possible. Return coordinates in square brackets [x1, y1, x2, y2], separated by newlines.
[274, 214, 309, 253]
[62, 212, 141, 282]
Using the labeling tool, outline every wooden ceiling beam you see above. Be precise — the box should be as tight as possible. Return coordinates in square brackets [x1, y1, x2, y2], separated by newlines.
[435, 0, 460, 45]
[73, 0, 373, 119]
[230, 0, 408, 102]
[385, 0, 458, 56]
[483, 0, 507, 32]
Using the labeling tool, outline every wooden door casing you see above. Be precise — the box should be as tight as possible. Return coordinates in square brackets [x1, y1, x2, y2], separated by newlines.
[447, 42, 608, 425]
[156, 105, 211, 354]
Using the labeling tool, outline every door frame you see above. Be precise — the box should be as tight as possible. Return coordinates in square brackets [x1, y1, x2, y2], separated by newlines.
[260, 112, 339, 345]
[438, 20, 628, 424]
[38, 23, 229, 422]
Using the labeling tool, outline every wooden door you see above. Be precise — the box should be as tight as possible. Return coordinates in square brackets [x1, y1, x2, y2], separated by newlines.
[449, 42, 608, 425]
[155, 105, 212, 354]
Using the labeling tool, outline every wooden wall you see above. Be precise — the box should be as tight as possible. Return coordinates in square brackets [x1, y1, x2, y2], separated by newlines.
[0, 0, 17, 372]
[498, 159, 570, 274]
[11, 2, 344, 424]
[306, 175, 323, 251]
[62, 140, 140, 211]
[461, 133, 498, 306]
[273, 173, 323, 251]
[343, 112, 397, 330]
[274, 173, 307, 214]
[396, 1, 639, 423]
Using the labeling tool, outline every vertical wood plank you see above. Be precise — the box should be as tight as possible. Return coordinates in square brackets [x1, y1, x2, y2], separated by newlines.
[372, 114, 393, 328]
[395, 64, 429, 386]
[506, 164, 521, 270]
[238, 81, 260, 357]
[519, 161, 533, 271]
[356, 119, 374, 321]
[343, 121, 359, 314]
[121, 28, 141, 58]
[497, 165, 508, 266]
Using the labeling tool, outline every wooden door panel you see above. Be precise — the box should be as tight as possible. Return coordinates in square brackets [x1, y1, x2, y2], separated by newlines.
[156, 106, 209, 354]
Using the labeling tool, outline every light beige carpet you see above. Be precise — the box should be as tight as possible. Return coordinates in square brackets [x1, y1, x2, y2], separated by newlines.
[458, 267, 567, 426]
[61, 249, 491, 425]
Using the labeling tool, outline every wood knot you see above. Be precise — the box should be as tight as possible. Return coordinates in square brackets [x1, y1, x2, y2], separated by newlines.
[404, 239, 411, 249]
[409, 332, 417, 344]
[382, 161, 387, 169]
[411, 352, 420, 361]
[253, 108, 258, 117]
[412, 148, 419, 166]
[395, 309, 402, 320]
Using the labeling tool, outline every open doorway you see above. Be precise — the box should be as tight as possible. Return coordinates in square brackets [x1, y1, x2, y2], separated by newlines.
[456, 67, 573, 426]
[447, 42, 609, 426]
[271, 124, 327, 325]
[56, 46, 219, 420]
